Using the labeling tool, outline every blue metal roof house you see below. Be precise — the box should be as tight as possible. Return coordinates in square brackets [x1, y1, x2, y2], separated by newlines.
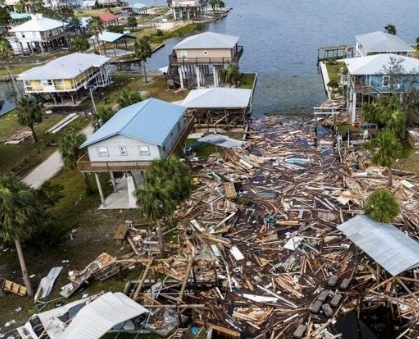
[77, 98, 194, 207]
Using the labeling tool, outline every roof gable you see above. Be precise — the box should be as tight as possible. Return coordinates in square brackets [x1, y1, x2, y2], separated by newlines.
[174, 31, 240, 50]
[355, 31, 414, 53]
[17, 53, 110, 80]
[344, 54, 419, 75]
[81, 98, 186, 148]
[10, 14, 64, 32]
[338, 215, 419, 276]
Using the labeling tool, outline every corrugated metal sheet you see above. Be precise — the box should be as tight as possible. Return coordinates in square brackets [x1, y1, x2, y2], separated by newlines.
[89, 31, 135, 43]
[81, 98, 186, 148]
[344, 54, 419, 75]
[10, 14, 64, 32]
[337, 215, 419, 276]
[181, 88, 252, 108]
[60, 292, 148, 339]
[17, 53, 110, 80]
[174, 32, 239, 50]
[355, 31, 414, 54]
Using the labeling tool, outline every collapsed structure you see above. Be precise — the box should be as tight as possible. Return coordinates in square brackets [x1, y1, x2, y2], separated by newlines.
[7, 116, 419, 339]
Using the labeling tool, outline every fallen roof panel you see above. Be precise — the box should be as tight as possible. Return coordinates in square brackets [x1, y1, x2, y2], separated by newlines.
[60, 292, 148, 339]
[337, 215, 419, 276]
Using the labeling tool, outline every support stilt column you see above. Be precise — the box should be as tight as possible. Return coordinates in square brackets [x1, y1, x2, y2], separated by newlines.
[95, 173, 106, 207]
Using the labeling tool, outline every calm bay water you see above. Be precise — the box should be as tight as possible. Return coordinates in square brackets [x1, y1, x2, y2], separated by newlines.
[147, 0, 419, 116]
[3, 0, 419, 116]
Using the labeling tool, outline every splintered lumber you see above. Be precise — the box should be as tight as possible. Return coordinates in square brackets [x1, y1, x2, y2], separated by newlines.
[113, 224, 130, 243]
[132, 259, 153, 300]
[2, 279, 27, 296]
[224, 182, 237, 200]
[178, 258, 194, 301]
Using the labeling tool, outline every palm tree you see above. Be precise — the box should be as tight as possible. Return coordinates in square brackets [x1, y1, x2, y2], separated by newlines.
[91, 104, 114, 131]
[117, 88, 142, 108]
[0, 174, 45, 297]
[384, 24, 396, 35]
[16, 96, 43, 143]
[127, 16, 137, 31]
[364, 188, 400, 223]
[58, 131, 86, 169]
[88, 16, 104, 52]
[219, 64, 241, 87]
[0, 38, 20, 99]
[367, 130, 402, 187]
[385, 108, 406, 140]
[135, 158, 191, 255]
[0, 8, 12, 35]
[70, 36, 90, 52]
[134, 38, 152, 83]
[15, 0, 26, 13]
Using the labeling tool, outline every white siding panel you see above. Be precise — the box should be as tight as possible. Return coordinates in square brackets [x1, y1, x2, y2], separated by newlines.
[87, 135, 161, 162]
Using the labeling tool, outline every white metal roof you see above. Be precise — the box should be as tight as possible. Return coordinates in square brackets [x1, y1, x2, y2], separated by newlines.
[17, 53, 110, 80]
[181, 88, 252, 108]
[338, 215, 419, 276]
[344, 54, 419, 75]
[10, 14, 64, 32]
[89, 31, 135, 43]
[355, 31, 414, 54]
[60, 292, 148, 339]
[174, 31, 239, 50]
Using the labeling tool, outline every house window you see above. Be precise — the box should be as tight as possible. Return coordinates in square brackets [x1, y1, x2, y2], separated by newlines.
[24, 81, 30, 86]
[119, 146, 127, 156]
[139, 146, 150, 156]
[180, 50, 187, 58]
[42, 80, 53, 86]
[97, 146, 109, 157]
[382, 76, 390, 87]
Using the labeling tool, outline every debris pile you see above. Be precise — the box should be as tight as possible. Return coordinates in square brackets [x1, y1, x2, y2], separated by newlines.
[26, 116, 419, 339]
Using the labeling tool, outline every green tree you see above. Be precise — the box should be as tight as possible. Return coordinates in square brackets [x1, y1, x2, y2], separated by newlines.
[70, 36, 90, 52]
[384, 24, 396, 35]
[15, 0, 26, 13]
[364, 188, 400, 223]
[117, 88, 142, 108]
[58, 131, 87, 169]
[87, 16, 104, 52]
[0, 38, 20, 98]
[210, 0, 218, 10]
[0, 7, 12, 34]
[0, 174, 45, 297]
[135, 158, 191, 255]
[35, 181, 64, 209]
[16, 96, 43, 143]
[127, 16, 137, 31]
[367, 130, 402, 187]
[219, 64, 240, 87]
[134, 37, 152, 83]
[91, 104, 114, 131]
[363, 95, 406, 139]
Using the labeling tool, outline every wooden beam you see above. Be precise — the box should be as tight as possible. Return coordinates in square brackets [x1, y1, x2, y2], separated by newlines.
[178, 258, 194, 302]
[132, 258, 153, 300]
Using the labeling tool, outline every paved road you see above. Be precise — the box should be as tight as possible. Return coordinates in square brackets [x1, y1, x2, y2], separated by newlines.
[23, 124, 94, 189]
